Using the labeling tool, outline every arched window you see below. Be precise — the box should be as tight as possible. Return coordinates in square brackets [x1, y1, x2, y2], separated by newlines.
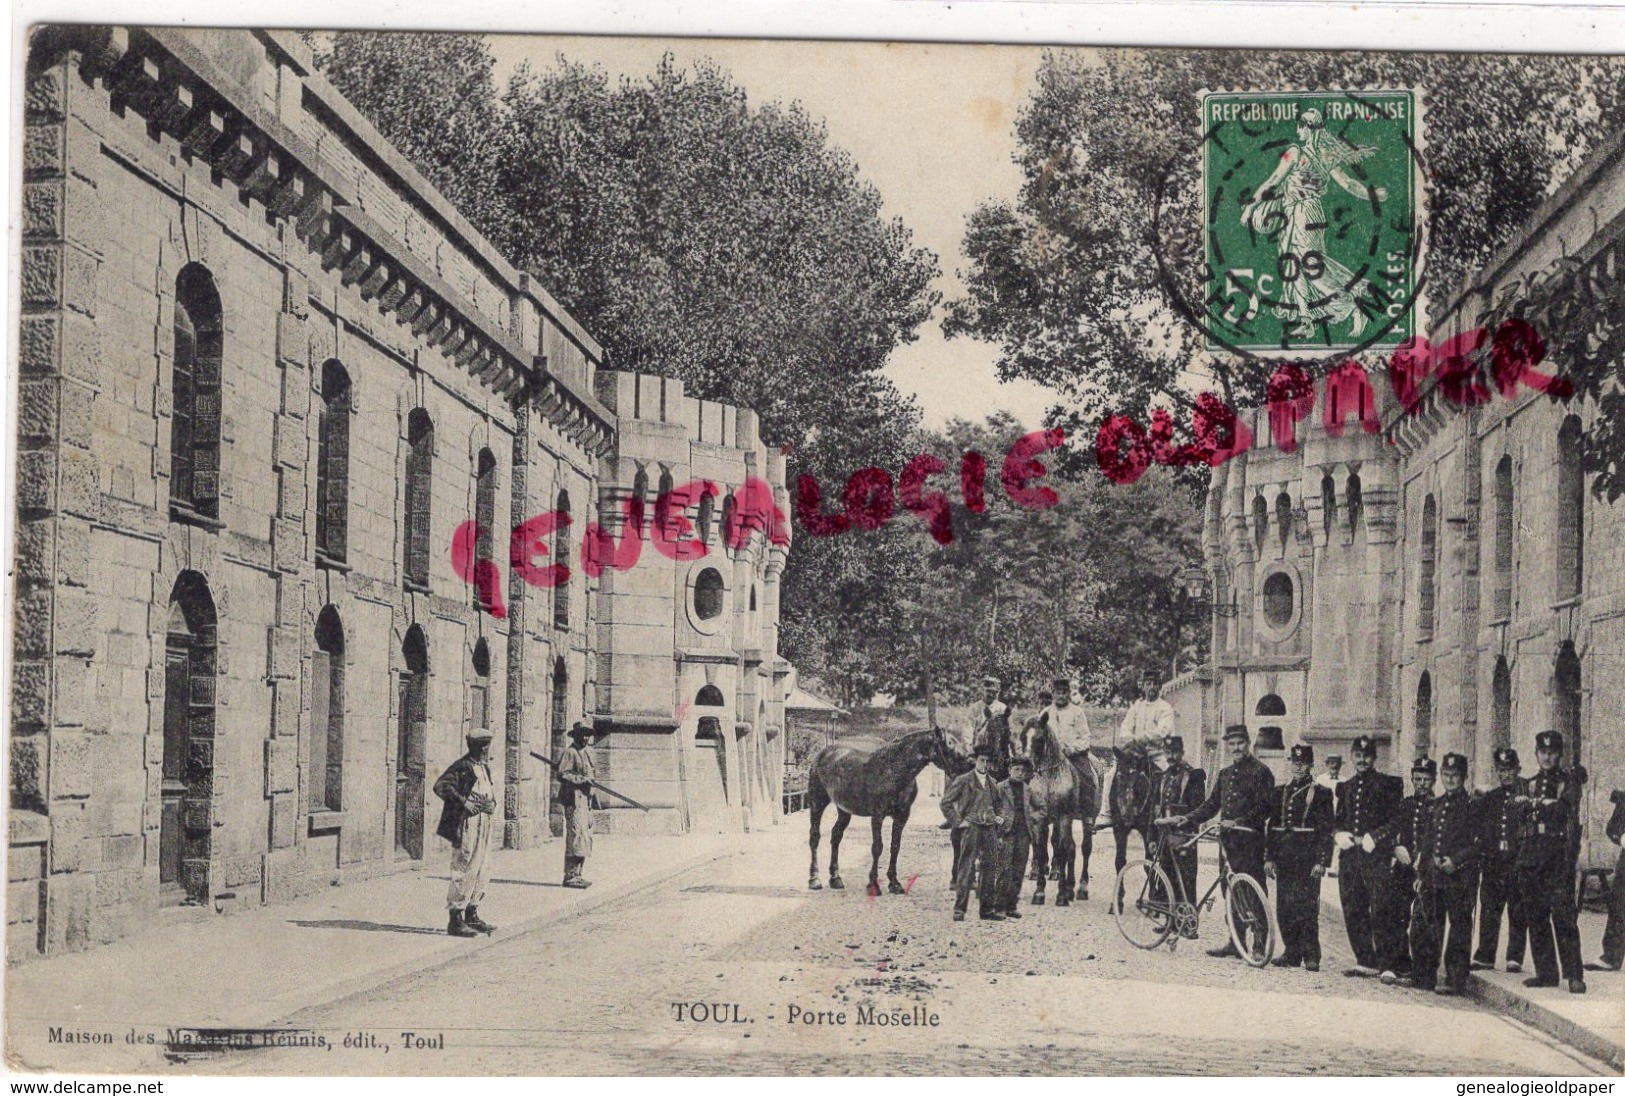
[469, 637, 491, 733]
[655, 469, 676, 544]
[1256, 694, 1287, 717]
[1419, 494, 1438, 638]
[1321, 473, 1337, 537]
[1491, 656, 1512, 751]
[161, 572, 217, 904]
[553, 490, 571, 628]
[316, 361, 351, 564]
[1262, 571, 1294, 628]
[694, 567, 725, 621]
[550, 657, 569, 779]
[697, 488, 715, 546]
[1557, 416, 1585, 601]
[1493, 455, 1514, 620]
[170, 265, 223, 520]
[474, 449, 497, 612]
[403, 410, 434, 590]
[1275, 491, 1292, 550]
[1554, 642, 1582, 765]
[750, 585, 758, 613]
[1252, 495, 1269, 554]
[631, 467, 649, 527]
[394, 625, 429, 860]
[695, 684, 726, 741]
[311, 607, 345, 812]
[720, 491, 737, 554]
[1347, 471, 1364, 532]
[1415, 670, 1433, 758]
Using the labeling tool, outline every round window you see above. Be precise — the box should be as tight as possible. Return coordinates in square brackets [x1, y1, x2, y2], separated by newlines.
[694, 568, 725, 621]
[1262, 571, 1294, 628]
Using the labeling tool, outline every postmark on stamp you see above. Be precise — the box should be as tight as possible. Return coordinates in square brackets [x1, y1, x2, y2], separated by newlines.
[1201, 89, 1423, 354]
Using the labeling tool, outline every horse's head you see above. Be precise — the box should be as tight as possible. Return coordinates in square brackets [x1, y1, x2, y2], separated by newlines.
[1115, 739, 1153, 772]
[928, 723, 972, 775]
[1018, 712, 1055, 767]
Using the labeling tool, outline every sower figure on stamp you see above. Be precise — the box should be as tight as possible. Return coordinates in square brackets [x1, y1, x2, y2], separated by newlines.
[433, 726, 499, 937]
[1334, 736, 1405, 978]
[942, 744, 1011, 922]
[1517, 730, 1586, 993]
[1150, 733, 1206, 930]
[1373, 756, 1435, 986]
[1411, 753, 1480, 995]
[1473, 748, 1529, 974]
[1265, 744, 1333, 971]
[1585, 789, 1625, 973]
[1167, 724, 1274, 960]
[996, 756, 1033, 919]
[559, 721, 601, 889]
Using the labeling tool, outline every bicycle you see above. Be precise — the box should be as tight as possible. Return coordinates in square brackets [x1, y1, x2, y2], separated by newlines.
[1112, 819, 1277, 967]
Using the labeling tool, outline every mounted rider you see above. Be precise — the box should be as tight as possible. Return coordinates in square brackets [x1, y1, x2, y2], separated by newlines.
[1118, 672, 1176, 743]
[1042, 677, 1093, 767]
[966, 675, 1012, 781]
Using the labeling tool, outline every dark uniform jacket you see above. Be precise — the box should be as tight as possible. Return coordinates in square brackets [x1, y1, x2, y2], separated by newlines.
[1336, 768, 1404, 838]
[1152, 761, 1208, 825]
[997, 777, 1029, 833]
[1418, 788, 1480, 881]
[1477, 784, 1523, 862]
[1266, 776, 1335, 868]
[432, 754, 492, 849]
[1187, 754, 1275, 833]
[1607, 792, 1625, 846]
[1517, 769, 1581, 869]
[1377, 790, 1435, 871]
[942, 770, 1012, 831]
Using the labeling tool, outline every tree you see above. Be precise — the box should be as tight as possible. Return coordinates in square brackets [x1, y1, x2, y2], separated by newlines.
[944, 49, 1625, 448]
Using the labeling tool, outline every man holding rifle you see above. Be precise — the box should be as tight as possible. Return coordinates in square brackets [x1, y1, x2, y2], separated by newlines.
[559, 721, 603, 888]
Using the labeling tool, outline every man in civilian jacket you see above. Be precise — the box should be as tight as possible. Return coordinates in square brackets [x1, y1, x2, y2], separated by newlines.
[1412, 753, 1481, 995]
[942, 744, 1012, 922]
[432, 727, 499, 937]
[1473, 748, 1529, 973]
[1334, 735, 1405, 977]
[1585, 788, 1625, 973]
[1167, 724, 1275, 959]
[1265, 743, 1335, 971]
[995, 756, 1033, 918]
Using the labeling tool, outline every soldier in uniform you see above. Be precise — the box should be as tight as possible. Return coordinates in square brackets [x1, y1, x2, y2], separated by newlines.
[968, 675, 1012, 781]
[1334, 735, 1405, 976]
[1373, 755, 1435, 985]
[1472, 747, 1529, 973]
[1151, 734, 1207, 918]
[1412, 753, 1480, 995]
[1118, 672, 1176, 742]
[1265, 743, 1334, 971]
[1042, 677, 1092, 763]
[995, 756, 1033, 919]
[942, 744, 1013, 922]
[1517, 730, 1586, 993]
[1585, 788, 1625, 973]
[1166, 724, 1275, 959]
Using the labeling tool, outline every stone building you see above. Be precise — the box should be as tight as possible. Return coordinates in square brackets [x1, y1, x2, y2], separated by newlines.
[10, 26, 790, 962]
[1179, 128, 1625, 864]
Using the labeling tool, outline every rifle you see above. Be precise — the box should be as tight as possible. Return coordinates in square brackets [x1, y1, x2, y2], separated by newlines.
[529, 749, 652, 812]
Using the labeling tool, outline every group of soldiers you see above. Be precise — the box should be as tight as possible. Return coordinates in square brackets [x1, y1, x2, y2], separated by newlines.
[936, 673, 1621, 997]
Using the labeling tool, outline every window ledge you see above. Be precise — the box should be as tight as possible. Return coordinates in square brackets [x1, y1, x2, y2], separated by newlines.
[1550, 595, 1583, 611]
[315, 552, 352, 574]
[403, 578, 431, 595]
[308, 811, 345, 834]
[169, 502, 225, 531]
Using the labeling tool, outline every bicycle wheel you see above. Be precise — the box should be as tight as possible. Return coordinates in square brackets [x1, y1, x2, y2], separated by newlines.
[1226, 872, 1276, 967]
[1113, 860, 1175, 950]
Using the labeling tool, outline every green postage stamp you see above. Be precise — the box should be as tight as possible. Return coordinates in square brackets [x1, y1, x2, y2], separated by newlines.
[1201, 90, 1422, 354]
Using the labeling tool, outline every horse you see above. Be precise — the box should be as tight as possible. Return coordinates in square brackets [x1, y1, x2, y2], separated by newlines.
[1017, 713, 1100, 906]
[1106, 737, 1160, 908]
[807, 727, 953, 894]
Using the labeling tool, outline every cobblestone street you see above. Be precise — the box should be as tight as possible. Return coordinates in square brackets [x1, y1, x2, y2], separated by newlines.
[218, 824, 1606, 1076]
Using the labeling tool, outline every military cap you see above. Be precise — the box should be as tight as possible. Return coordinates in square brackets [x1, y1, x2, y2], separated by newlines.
[1494, 747, 1521, 769]
[982, 675, 1002, 688]
[467, 726, 495, 742]
[567, 720, 597, 741]
[1351, 735, 1377, 757]
[1411, 756, 1437, 777]
[1535, 730, 1565, 752]
[1162, 734, 1185, 754]
[1289, 743, 1314, 764]
[972, 742, 995, 759]
[1441, 752, 1468, 776]
[1326, 754, 1343, 766]
[1038, 689, 1054, 703]
[1222, 724, 1250, 742]
[1053, 677, 1072, 689]
[1009, 755, 1034, 770]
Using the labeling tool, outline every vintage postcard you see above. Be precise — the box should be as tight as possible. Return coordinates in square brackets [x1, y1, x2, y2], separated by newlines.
[6, 7, 1625, 1080]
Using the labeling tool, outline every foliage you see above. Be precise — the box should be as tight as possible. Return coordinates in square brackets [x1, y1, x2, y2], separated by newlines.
[944, 49, 1625, 445]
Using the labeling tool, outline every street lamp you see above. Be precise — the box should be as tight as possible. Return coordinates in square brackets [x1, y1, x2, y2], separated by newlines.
[1179, 561, 1241, 617]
